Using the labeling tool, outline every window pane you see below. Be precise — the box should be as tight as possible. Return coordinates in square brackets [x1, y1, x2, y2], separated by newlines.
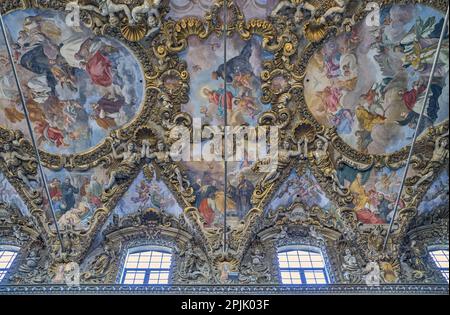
[0, 250, 18, 282]
[121, 249, 171, 285]
[279, 261, 289, 268]
[123, 271, 146, 285]
[304, 270, 326, 284]
[430, 249, 449, 283]
[278, 248, 329, 285]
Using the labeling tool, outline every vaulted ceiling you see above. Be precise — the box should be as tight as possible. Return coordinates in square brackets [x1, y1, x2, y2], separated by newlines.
[0, 0, 448, 292]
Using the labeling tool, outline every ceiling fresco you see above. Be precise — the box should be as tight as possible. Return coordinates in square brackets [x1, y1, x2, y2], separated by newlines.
[417, 167, 448, 217]
[112, 170, 183, 219]
[0, 0, 448, 293]
[0, 171, 29, 217]
[45, 165, 109, 231]
[1, 9, 145, 154]
[304, 3, 449, 154]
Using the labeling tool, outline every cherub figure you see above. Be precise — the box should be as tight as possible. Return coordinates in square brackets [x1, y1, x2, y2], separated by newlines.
[82, 0, 134, 25]
[253, 139, 305, 188]
[321, 0, 347, 23]
[131, 0, 162, 37]
[415, 131, 449, 188]
[105, 142, 140, 191]
[271, 0, 347, 23]
[271, 0, 317, 19]
[141, 140, 185, 191]
[0, 143, 39, 189]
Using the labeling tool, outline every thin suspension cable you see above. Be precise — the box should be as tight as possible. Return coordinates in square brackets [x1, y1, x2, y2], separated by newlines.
[383, 6, 449, 251]
[0, 12, 65, 251]
[223, 0, 228, 254]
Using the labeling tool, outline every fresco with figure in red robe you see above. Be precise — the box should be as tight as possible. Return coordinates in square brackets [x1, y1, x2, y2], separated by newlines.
[304, 4, 448, 154]
[44, 166, 108, 231]
[267, 165, 409, 225]
[180, 33, 274, 228]
[0, 9, 145, 154]
[181, 34, 272, 126]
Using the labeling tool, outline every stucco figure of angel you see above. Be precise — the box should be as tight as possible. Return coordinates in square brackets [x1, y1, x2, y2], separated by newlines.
[78, 0, 134, 25]
[131, 0, 163, 37]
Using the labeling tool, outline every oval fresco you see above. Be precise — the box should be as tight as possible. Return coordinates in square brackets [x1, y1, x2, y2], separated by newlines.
[304, 4, 449, 154]
[0, 9, 145, 154]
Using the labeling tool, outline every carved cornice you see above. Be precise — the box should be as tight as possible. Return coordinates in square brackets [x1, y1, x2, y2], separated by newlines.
[1, 283, 448, 295]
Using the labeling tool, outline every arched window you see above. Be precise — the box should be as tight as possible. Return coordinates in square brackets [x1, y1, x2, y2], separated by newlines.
[121, 246, 172, 285]
[0, 247, 19, 283]
[277, 246, 329, 285]
[429, 248, 449, 283]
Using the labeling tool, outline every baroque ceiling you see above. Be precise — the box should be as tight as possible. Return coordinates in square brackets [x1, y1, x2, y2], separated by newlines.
[0, 0, 448, 292]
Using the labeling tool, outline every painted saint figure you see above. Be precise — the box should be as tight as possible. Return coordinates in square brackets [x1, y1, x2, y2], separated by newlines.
[197, 181, 219, 227]
[75, 38, 117, 87]
[230, 174, 255, 218]
[60, 178, 79, 212]
[202, 87, 233, 118]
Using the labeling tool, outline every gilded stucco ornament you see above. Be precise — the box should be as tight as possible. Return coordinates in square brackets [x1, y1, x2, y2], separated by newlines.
[400, 204, 448, 283]
[0, 0, 195, 264]
[0, 0, 448, 289]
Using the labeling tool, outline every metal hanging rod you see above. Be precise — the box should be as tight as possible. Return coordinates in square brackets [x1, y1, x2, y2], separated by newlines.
[223, 0, 229, 254]
[383, 6, 449, 251]
[0, 11, 65, 252]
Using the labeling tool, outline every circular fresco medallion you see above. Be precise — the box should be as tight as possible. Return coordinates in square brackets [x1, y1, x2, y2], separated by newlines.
[304, 4, 449, 155]
[0, 9, 145, 154]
